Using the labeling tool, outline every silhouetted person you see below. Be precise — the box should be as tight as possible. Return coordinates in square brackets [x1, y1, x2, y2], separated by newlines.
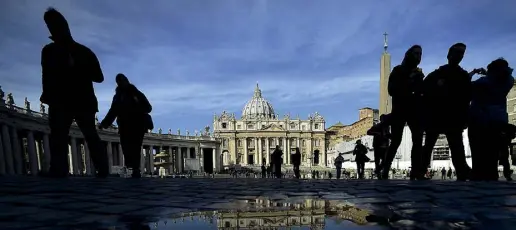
[421, 43, 472, 181]
[469, 58, 514, 181]
[499, 124, 516, 181]
[261, 157, 266, 178]
[272, 145, 283, 178]
[441, 167, 446, 180]
[353, 140, 369, 179]
[99, 74, 152, 178]
[40, 8, 108, 178]
[334, 153, 344, 179]
[292, 147, 302, 179]
[367, 114, 391, 179]
[383, 45, 425, 180]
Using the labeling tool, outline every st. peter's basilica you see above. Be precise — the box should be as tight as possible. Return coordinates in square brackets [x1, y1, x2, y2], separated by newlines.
[213, 84, 326, 168]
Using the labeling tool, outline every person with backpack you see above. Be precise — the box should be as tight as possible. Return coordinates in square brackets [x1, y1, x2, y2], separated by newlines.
[421, 43, 473, 181]
[99, 74, 153, 178]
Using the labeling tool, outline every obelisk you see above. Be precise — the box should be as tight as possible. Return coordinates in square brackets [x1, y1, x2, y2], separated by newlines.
[379, 32, 392, 115]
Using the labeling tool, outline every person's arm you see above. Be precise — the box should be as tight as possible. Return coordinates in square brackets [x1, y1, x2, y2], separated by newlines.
[367, 124, 380, 135]
[85, 47, 104, 83]
[100, 95, 118, 128]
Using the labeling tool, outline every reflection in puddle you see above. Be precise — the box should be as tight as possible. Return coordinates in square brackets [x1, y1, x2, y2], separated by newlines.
[144, 198, 390, 229]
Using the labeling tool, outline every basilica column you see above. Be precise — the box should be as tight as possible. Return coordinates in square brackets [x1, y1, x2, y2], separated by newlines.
[297, 138, 300, 148]
[176, 146, 183, 173]
[140, 145, 145, 173]
[42, 134, 51, 173]
[255, 137, 259, 165]
[0, 128, 6, 175]
[118, 144, 124, 167]
[282, 137, 287, 164]
[258, 137, 263, 165]
[186, 147, 191, 160]
[1, 125, 13, 174]
[106, 142, 113, 174]
[10, 127, 22, 174]
[149, 145, 155, 175]
[265, 138, 270, 165]
[27, 131, 38, 175]
[243, 138, 248, 165]
[84, 143, 92, 175]
[168, 146, 174, 174]
[70, 137, 80, 175]
[286, 138, 290, 164]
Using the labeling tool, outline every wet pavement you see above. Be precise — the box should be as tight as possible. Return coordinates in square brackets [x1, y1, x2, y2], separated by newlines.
[1, 177, 516, 230]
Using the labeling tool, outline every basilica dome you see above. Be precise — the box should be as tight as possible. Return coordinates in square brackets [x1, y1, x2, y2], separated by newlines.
[242, 84, 276, 119]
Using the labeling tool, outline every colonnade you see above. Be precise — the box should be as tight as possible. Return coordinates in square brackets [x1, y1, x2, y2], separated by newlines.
[0, 89, 222, 176]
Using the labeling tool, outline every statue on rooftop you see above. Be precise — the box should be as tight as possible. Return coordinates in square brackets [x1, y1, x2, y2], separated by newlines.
[177, 129, 181, 135]
[40, 102, 46, 114]
[24, 97, 30, 111]
[6, 93, 14, 106]
[158, 128, 162, 135]
[168, 128, 172, 134]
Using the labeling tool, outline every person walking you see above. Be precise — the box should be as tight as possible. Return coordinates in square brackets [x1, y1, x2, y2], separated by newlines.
[382, 45, 425, 180]
[292, 148, 302, 179]
[421, 43, 473, 181]
[353, 140, 369, 179]
[367, 114, 391, 179]
[99, 74, 153, 178]
[334, 153, 344, 179]
[271, 145, 283, 178]
[40, 8, 108, 178]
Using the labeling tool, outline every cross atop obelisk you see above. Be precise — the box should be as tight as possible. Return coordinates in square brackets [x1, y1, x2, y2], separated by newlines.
[383, 32, 388, 53]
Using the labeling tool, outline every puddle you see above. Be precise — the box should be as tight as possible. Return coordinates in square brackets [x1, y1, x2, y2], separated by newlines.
[124, 198, 394, 229]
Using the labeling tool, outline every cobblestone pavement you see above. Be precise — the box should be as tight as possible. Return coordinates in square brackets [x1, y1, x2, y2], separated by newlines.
[1, 177, 516, 230]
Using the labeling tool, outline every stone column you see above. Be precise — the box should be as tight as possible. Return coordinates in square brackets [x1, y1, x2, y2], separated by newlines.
[84, 143, 92, 175]
[243, 138, 248, 165]
[106, 142, 113, 174]
[42, 134, 51, 173]
[118, 144, 124, 167]
[1, 125, 13, 174]
[186, 147, 191, 159]
[149, 145, 155, 175]
[297, 138, 300, 148]
[70, 137, 79, 175]
[282, 137, 287, 164]
[255, 137, 259, 165]
[140, 145, 145, 173]
[286, 138, 290, 164]
[10, 126, 22, 174]
[258, 137, 262, 165]
[176, 146, 183, 173]
[265, 138, 270, 165]
[35, 140, 42, 171]
[168, 146, 174, 174]
[27, 131, 38, 175]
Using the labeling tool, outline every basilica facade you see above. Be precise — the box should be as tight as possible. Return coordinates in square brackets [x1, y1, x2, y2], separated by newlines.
[213, 84, 326, 168]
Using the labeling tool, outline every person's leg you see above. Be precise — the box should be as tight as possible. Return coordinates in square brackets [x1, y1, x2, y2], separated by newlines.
[446, 130, 471, 181]
[120, 130, 144, 177]
[382, 119, 406, 178]
[407, 119, 424, 180]
[360, 162, 365, 179]
[469, 125, 485, 181]
[422, 131, 439, 176]
[74, 112, 109, 177]
[336, 167, 341, 179]
[47, 106, 74, 177]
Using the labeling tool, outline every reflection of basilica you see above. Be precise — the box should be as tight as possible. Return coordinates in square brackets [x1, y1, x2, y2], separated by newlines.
[170, 198, 371, 229]
[213, 84, 327, 167]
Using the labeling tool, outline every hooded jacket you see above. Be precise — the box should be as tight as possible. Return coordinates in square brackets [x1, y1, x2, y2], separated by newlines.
[469, 74, 514, 126]
[423, 64, 471, 130]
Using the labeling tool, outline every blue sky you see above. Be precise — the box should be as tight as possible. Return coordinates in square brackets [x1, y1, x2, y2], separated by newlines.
[1, 0, 516, 133]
